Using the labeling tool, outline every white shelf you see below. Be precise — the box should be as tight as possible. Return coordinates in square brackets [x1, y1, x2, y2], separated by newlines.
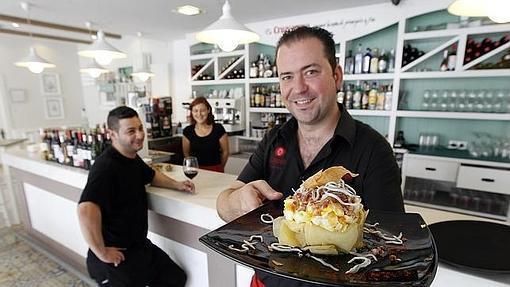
[400, 70, 510, 79]
[397, 111, 510, 120]
[403, 23, 510, 40]
[190, 50, 246, 60]
[343, 73, 395, 81]
[401, 36, 459, 72]
[348, 109, 391, 116]
[191, 79, 246, 86]
[250, 107, 289, 113]
[248, 78, 279, 84]
[404, 200, 507, 221]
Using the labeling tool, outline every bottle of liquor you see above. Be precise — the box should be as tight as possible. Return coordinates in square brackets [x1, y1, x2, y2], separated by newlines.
[368, 82, 378, 110]
[345, 50, 354, 74]
[362, 48, 372, 74]
[250, 87, 256, 107]
[440, 50, 449, 71]
[361, 81, 370, 109]
[370, 48, 379, 74]
[388, 49, 395, 72]
[337, 85, 345, 104]
[378, 49, 388, 73]
[376, 85, 386, 110]
[353, 81, 362, 109]
[447, 45, 457, 71]
[344, 84, 353, 109]
[354, 44, 363, 74]
[384, 85, 393, 111]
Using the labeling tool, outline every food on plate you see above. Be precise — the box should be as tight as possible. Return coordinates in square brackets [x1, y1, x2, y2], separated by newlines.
[273, 166, 367, 255]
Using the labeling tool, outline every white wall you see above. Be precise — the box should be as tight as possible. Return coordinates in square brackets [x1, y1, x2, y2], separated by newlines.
[0, 34, 85, 138]
[169, 39, 192, 124]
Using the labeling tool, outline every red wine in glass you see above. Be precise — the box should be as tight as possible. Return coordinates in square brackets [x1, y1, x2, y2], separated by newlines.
[183, 156, 199, 180]
[184, 170, 198, 179]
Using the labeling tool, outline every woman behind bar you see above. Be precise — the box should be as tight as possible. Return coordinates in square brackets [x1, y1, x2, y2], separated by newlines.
[182, 97, 229, 172]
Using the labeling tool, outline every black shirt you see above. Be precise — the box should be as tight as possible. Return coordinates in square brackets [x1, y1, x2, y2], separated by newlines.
[238, 104, 404, 287]
[238, 103, 403, 212]
[183, 123, 226, 166]
[79, 146, 155, 248]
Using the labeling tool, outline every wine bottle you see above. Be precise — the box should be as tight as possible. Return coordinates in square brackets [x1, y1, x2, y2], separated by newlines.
[388, 49, 395, 72]
[362, 48, 372, 74]
[345, 50, 354, 74]
[378, 49, 388, 73]
[370, 48, 379, 74]
[447, 46, 457, 71]
[354, 44, 363, 74]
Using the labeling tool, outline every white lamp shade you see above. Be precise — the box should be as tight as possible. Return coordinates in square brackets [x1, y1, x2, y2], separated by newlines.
[78, 30, 126, 65]
[14, 47, 56, 74]
[196, 1, 260, 52]
[486, 0, 510, 23]
[131, 71, 154, 82]
[80, 60, 108, 78]
[447, 0, 487, 17]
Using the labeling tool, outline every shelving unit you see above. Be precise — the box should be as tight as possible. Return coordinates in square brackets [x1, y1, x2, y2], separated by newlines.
[188, 9, 510, 149]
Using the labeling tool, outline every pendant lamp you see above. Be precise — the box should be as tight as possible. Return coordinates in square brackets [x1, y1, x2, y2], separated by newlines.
[80, 59, 108, 78]
[78, 30, 126, 65]
[14, 2, 56, 74]
[131, 33, 155, 82]
[196, 0, 260, 52]
[448, 0, 510, 23]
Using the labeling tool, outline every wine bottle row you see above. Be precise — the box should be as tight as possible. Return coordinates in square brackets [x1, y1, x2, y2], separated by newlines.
[250, 85, 284, 108]
[249, 53, 277, 78]
[344, 45, 395, 75]
[338, 81, 393, 111]
[41, 125, 111, 170]
[465, 35, 510, 64]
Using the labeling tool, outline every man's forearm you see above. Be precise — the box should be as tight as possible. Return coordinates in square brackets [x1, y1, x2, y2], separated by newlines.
[77, 202, 106, 258]
[151, 170, 179, 190]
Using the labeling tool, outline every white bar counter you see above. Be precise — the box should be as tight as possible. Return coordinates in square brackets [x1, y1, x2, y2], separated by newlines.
[1, 146, 239, 287]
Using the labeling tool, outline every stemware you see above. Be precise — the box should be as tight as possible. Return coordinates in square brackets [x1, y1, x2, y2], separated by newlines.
[183, 156, 199, 180]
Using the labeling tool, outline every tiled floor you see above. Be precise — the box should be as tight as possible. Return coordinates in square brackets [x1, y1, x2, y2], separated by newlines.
[0, 226, 95, 287]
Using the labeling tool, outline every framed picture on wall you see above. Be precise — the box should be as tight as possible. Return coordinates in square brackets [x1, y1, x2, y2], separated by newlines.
[44, 97, 65, 119]
[9, 89, 27, 103]
[41, 73, 61, 95]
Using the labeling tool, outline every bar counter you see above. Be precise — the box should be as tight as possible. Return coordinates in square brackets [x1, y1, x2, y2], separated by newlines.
[1, 145, 239, 287]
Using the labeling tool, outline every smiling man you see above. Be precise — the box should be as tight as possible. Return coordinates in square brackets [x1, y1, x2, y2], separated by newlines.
[216, 26, 404, 287]
[78, 106, 194, 287]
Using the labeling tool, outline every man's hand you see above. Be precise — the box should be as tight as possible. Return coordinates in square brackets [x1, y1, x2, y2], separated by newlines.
[217, 180, 283, 222]
[178, 180, 195, 194]
[95, 246, 126, 267]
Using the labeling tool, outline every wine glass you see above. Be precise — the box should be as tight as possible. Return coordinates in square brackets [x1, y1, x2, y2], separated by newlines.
[183, 156, 199, 180]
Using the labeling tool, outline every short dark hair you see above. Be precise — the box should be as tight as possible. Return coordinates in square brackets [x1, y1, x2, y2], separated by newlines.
[189, 97, 215, 125]
[107, 106, 139, 131]
[275, 26, 337, 73]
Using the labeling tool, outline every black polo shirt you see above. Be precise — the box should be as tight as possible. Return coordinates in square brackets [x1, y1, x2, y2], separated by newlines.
[238, 103, 404, 212]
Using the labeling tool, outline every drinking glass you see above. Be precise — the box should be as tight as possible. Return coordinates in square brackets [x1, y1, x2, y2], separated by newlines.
[422, 89, 431, 111]
[183, 156, 199, 180]
[430, 90, 439, 111]
[457, 89, 467, 112]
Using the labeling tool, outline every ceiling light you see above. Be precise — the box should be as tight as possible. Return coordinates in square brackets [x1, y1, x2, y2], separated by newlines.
[15, 47, 56, 74]
[80, 59, 108, 78]
[14, 2, 55, 73]
[448, 0, 510, 23]
[174, 5, 203, 16]
[485, 0, 510, 23]
[12, 22, 20, 28]
[196, 0, 260, 52]
[131, 32, 155, 82]
[78, 30, 126, 65]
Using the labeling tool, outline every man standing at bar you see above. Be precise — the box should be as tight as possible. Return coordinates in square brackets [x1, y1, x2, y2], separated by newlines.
[217, 26, 404, 286]
[78, 106, 194, 287]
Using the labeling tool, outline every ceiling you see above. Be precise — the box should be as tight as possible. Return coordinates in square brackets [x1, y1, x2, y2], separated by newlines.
[0, 0, 389, 42]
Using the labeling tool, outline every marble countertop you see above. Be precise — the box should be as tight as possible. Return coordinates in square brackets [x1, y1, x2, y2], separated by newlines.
[1, 147, 236, 231]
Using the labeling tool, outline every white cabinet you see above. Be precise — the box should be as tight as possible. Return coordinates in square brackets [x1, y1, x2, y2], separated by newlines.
[402, 153, 510, 222]
[456, 166, 510, 195]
